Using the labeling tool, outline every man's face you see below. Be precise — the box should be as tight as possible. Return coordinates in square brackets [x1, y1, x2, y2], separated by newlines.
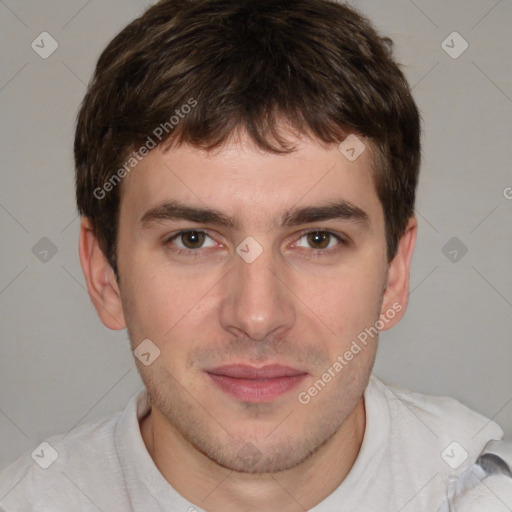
[113, 133, 397, 473]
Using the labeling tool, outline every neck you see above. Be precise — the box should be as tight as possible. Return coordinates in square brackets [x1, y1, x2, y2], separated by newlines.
[140, 397, 366, 512]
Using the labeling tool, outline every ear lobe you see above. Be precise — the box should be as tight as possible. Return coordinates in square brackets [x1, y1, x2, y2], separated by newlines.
[379, 216, 417, 331]
[78, 217, 126, 330]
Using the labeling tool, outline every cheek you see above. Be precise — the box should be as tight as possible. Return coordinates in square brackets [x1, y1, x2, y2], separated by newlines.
[120, 260, 221, 363]
[302, 260, 385, 339]
[120, 265, 182, 343]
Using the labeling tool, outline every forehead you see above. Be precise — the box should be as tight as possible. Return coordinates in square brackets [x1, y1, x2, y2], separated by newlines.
[119, 133, 383, 231]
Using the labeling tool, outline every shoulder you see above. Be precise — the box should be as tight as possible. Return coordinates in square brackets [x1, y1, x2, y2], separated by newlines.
[367, 375, 505, 504]
[438, 441, 512, 511]
[450, 473, 512, 511]
[367, 375, 509, 509]
[0, 410, 122, 510]
[369, 374, 504, 449]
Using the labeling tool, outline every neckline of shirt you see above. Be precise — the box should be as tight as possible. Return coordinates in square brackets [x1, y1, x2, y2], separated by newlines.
[114, 374, 390, 511]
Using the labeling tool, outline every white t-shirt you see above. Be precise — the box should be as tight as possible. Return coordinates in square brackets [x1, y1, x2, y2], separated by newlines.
[0, 374, 506, 511]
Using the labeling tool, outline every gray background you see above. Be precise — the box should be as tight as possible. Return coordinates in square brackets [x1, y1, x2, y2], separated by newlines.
[0, 0, 511, 471]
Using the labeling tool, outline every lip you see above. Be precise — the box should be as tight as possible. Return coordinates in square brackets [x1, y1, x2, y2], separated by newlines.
[205, 364, 308, 403]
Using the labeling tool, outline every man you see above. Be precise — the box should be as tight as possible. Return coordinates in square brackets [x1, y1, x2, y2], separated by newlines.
[1, 0, 510, 510]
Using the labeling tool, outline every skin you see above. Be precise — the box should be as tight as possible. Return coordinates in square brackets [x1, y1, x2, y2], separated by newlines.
[79, 130, 417, 512]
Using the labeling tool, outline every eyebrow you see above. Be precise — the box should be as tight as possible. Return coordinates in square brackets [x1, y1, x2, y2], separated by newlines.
[140, 199, 370, 230]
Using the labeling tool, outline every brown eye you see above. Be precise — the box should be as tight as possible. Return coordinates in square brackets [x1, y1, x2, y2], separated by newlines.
[180, 231, 206, 249]
[293, 230, 346, 254]
[307, 231, 332, 249]
[165, 230, 217, 255]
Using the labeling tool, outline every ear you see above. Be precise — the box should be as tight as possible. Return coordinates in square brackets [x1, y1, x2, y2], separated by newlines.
[78, 217, 126, 330]
[379, 216, 417, 330]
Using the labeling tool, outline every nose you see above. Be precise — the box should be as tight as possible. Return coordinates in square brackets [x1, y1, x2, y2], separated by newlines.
[219, 244, 295, 342]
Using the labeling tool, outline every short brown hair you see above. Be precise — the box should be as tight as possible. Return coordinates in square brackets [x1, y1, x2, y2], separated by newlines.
[74, 0, 421, 274]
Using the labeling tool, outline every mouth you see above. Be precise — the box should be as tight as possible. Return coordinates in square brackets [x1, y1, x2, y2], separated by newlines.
[205, 364, 308, 403]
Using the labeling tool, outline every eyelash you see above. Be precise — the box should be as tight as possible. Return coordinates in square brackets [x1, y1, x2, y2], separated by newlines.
[164, 229, 348, 258]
